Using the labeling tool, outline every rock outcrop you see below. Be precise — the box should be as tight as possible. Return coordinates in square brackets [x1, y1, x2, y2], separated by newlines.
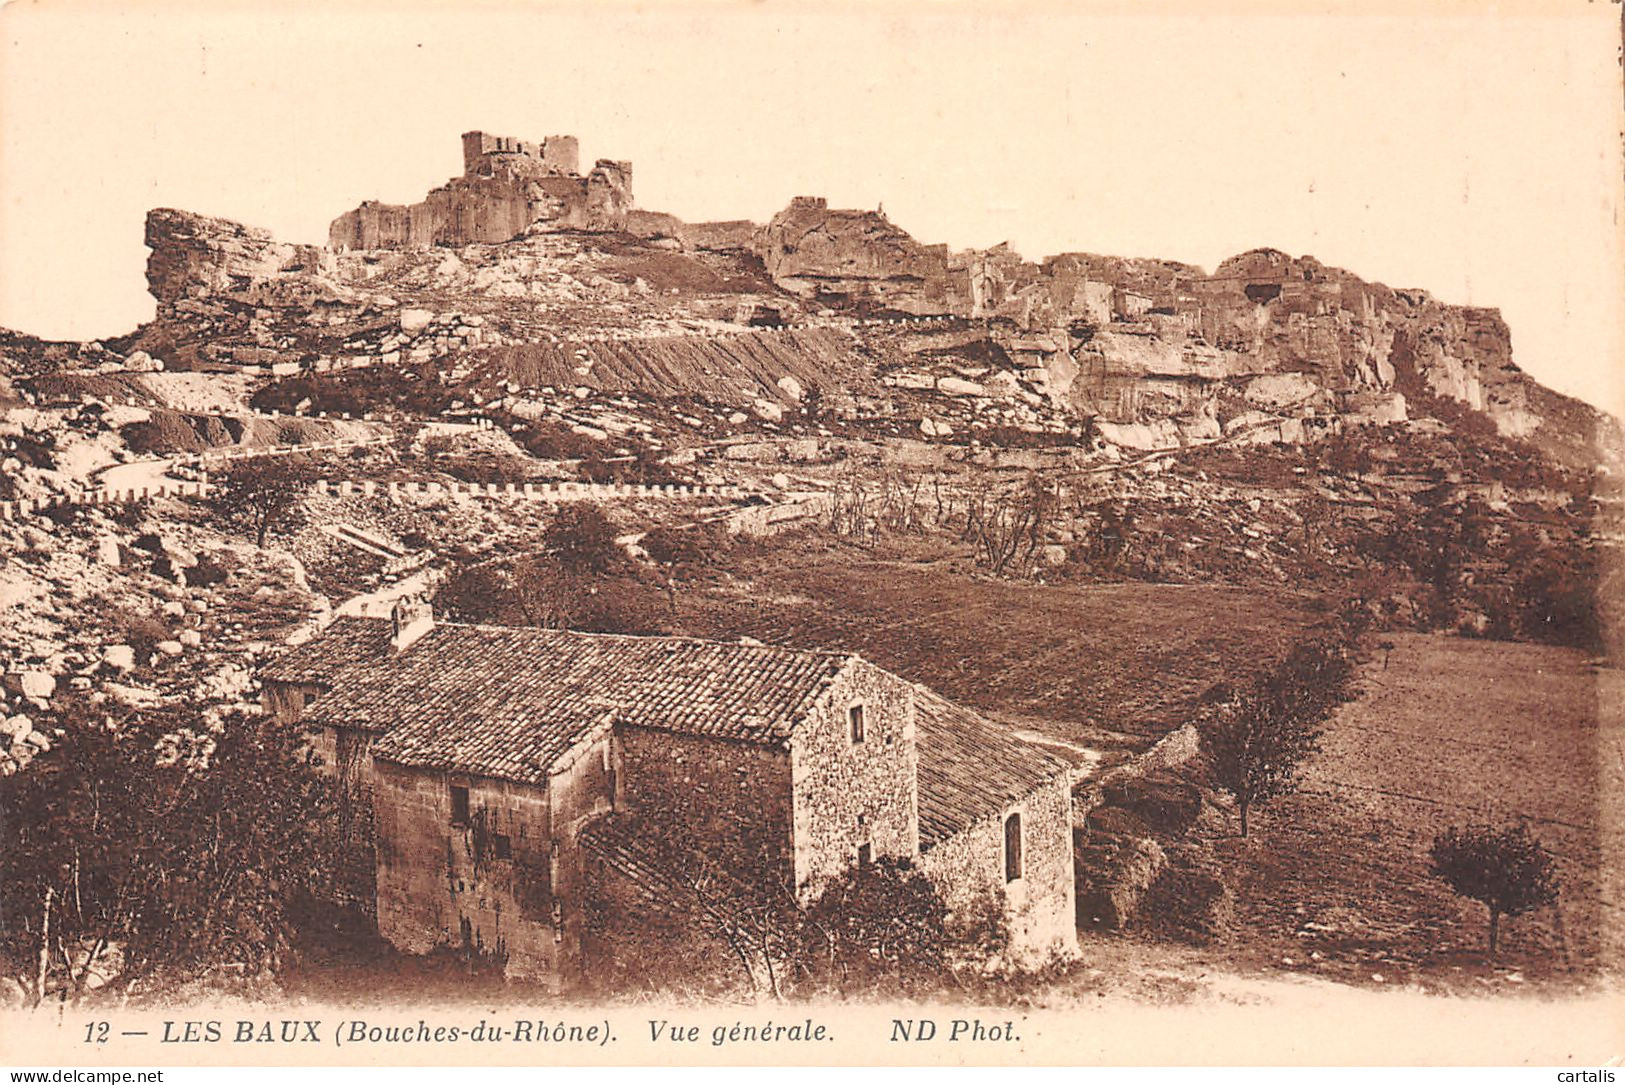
[757, 197, 955, 314]
[146, 208, 335, 310]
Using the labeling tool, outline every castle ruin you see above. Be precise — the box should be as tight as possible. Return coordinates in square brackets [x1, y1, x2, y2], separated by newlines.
[328, 131, 633, 251]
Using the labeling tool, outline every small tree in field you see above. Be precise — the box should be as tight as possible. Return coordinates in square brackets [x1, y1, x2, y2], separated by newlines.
[1199, 636, 1355, 837]
[1198, 693, 1321, 838]
[213, 456, 317, 548]
[1429, 823, 1559, 957]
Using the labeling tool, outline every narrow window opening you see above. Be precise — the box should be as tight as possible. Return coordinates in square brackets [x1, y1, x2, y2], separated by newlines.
[450, 784, 470, 826]
[1004, 812, 1023, 883]
[493, 833, 512, 860]
[849, 704, 866, 744]
[857, 843, 872, 868]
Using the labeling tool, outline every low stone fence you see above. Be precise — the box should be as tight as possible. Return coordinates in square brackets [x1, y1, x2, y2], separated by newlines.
[1, 480, 210, 520]
[249, 409, 494, 429]
[310, 479, 747, 503]
[1, 436, 394, 520]
[45, 393, 496, 432]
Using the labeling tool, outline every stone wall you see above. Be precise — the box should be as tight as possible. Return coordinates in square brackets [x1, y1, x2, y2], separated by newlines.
[616, 726, 795, 864]
[789, 659, 919, 894]
[579, 840, 746, 997]
[260, 682, 378, 914]
[369, 730, 613, 986]
[461, 131, 579, 177]
[918, 772, 1077, 964]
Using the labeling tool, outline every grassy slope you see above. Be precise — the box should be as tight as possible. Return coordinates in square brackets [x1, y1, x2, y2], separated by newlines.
[1163, 632, 1615, 990]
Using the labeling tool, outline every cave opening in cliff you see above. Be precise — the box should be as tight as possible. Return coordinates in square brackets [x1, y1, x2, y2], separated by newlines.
[1244, 283, 1283, 304]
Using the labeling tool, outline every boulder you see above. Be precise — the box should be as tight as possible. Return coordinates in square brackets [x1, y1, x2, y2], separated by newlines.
[123, 350, 163, 373]
[156, 640, 184, 656]
[399, 308, 435, 334]
[984, 370, 1022, 398]
[103, 645, 137, 671]
[937, 376, 985, 397]
[1101, 770, 1206, 837]
[104, 683, 161, 707]
[776, 375, 804, 402]
[1139, 855, 1235, 944]
[3, 671, 55, 700]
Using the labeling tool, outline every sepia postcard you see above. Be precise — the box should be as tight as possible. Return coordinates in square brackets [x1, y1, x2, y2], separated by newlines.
[1, 0, 1622, 1072]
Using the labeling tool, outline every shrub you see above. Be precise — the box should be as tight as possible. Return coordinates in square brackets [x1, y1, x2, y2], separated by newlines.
[543, 503, 623, 576]
[1429, 823, 1559, 956]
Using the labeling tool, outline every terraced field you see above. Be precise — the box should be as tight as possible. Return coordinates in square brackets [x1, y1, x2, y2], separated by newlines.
[677, 541, 1331, 753]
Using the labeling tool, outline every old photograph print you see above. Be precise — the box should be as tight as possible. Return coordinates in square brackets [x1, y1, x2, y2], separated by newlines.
[1, 0, 1622, 1068]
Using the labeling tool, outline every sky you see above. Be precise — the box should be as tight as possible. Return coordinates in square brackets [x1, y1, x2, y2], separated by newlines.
[1, 1, 1622, 416]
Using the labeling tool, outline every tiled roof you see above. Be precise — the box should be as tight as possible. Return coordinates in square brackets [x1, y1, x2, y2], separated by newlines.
[370, 704, 611, 786]
[915, 687, 1072, 851]
[265, 617, 853, 754]
[578, 813, 758, 900]
[261, 619, 395, 686]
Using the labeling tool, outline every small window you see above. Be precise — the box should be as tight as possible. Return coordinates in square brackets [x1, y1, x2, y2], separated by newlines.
[848, 704, 866, 744]
[493, 833, 512, 860]
[857, 843, 872, 868]
[450, 784, 470, 826]
[1004, 812, 1023, 883]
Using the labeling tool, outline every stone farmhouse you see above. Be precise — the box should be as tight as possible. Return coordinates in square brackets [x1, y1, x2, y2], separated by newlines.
[261, 598, 1076, 989]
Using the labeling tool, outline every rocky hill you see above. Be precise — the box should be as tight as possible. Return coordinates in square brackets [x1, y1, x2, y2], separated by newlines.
[2, 127, 1618, 528]
[4, 129, 1613, 481]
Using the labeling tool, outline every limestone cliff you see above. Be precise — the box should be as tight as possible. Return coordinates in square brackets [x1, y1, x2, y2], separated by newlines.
[745, 193, 1563, 449]
[757, 197, 954, 314]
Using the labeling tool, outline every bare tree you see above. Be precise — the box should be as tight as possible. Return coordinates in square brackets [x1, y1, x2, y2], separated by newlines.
[1, 699, 338, 1003]
[510, 555, 579, 629]
[965, 474, 1058, 576]
[1429, 823, 1559, 956]
[642, 524, 726, 614]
